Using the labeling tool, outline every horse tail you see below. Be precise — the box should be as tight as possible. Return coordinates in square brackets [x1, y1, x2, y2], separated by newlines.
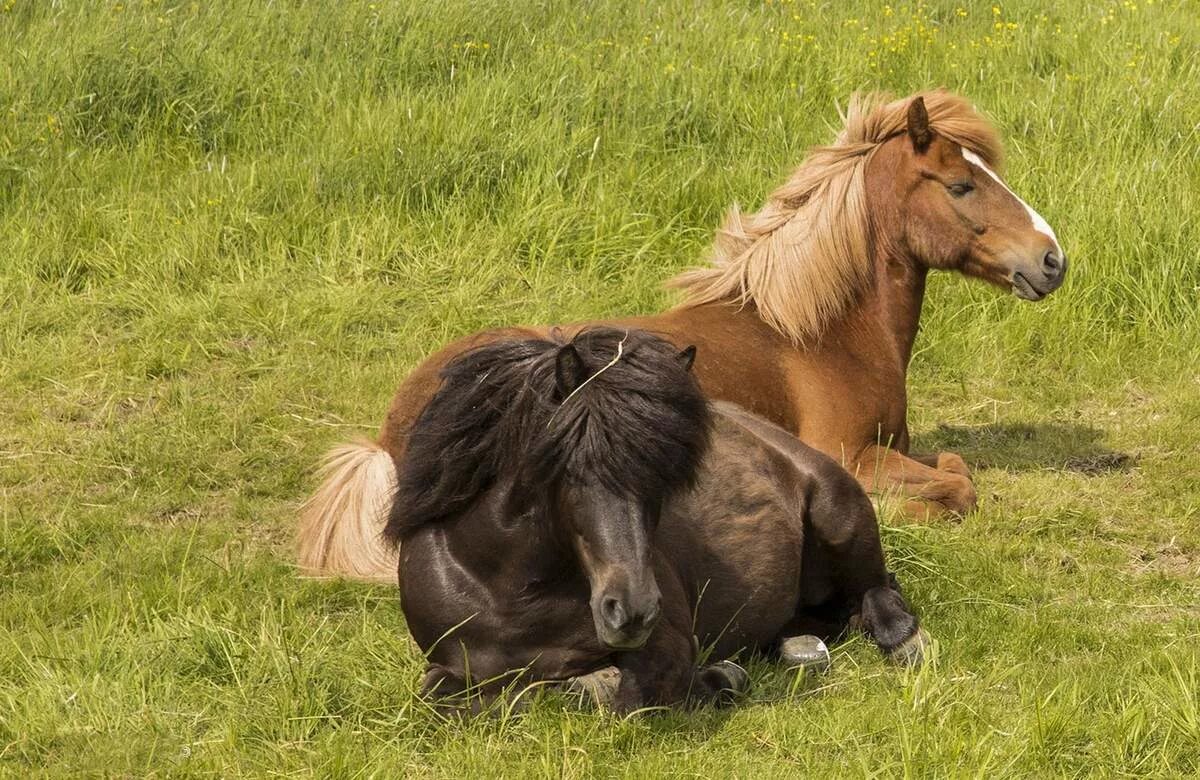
[296, 439, 398, 583]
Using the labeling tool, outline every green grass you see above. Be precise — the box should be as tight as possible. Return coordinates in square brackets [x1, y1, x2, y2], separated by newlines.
[2, 0, 1199, 775]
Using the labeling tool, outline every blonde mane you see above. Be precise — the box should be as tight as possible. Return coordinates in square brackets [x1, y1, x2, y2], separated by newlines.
[669, 90, 1004, 343]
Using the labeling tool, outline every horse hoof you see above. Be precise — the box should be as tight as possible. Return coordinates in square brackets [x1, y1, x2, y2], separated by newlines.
[700, 660, 751, 701]
[779, 635, 831, 674]
[888, 628, 930, 667]
[564, 666, 621, 709]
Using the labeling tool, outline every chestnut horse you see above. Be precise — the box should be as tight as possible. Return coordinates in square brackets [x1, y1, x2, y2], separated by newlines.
[298, 90, 1066, 582]
[390, 328, 923, 713]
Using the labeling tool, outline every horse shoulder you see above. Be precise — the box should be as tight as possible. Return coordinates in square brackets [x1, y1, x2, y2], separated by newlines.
[665, 416, 806, 578]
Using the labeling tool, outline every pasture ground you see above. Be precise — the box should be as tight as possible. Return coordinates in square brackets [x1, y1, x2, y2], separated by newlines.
[2, 0, 1199, 775]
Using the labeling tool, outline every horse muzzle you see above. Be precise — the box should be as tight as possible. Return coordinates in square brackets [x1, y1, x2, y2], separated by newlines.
[593, 590, 661, 650]
[1012, 250, 1067, 301]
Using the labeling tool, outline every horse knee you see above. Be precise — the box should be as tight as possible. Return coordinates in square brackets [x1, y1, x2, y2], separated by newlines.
[421, 664, 466, 699]
[860, 586, 919, 656]
[421, 664, 520, 716]
[937, 452, 972, 479]
[922, 473, 977, 517]
[695, 660, 751, 706]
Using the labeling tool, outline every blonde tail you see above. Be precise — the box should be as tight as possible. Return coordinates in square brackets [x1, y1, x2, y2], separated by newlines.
[297, 439, 398, 583]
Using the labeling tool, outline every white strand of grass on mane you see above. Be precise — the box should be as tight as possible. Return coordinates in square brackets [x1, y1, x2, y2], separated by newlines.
[546, 330, 629, 428]
[669, 90, 1004, 345]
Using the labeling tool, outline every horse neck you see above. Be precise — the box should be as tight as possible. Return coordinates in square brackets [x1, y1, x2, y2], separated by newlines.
[499, 482, 580, 575]
[449, 477, 573, 580]
[828, 147, 928, 367]
[875, 244, 927, 368]
[826, 241, 927, 369]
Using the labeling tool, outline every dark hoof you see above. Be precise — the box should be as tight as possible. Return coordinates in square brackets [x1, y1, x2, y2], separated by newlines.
[564, 666, 621, 709]
[699, 660, 751, 703]
[888, 628, 930, 667]
[779, 634, 831, 674]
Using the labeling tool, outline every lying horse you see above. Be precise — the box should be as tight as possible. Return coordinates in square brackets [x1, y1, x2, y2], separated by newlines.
[299, 90, 1067, 582]
[389, 328, 924, 712]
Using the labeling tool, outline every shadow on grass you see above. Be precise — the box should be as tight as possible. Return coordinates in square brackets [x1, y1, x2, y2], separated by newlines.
[915, 422, 1135, 474]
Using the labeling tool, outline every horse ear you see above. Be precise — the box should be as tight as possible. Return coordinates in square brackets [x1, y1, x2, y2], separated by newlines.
[677, 345, 697, 372]
[555, 344, 588, 396]
[907, 96, 932, 153]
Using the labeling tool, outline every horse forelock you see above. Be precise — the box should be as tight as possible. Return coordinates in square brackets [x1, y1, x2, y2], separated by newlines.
[534, 328, 711, 502]
[383, 328, 710, 543]
[669, 89, 1003, 344]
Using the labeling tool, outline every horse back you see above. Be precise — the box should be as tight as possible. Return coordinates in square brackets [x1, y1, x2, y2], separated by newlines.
[378, 325, 549, 462]
[713, 401, 872, 529]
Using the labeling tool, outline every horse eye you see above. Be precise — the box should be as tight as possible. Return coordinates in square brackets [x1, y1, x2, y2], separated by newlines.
[948, 181, 974, 197]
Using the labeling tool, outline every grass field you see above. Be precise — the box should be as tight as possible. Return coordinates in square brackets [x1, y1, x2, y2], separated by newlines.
[2, 0, 1199, 775]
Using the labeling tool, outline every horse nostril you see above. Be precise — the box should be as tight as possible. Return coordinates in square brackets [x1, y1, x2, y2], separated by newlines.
[1042, 251, 1062, 276]
[601, 597, 626, 630]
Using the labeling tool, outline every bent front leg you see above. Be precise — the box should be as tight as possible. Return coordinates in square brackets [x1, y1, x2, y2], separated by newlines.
[854, 444, 977, 519]
[795, 459, 931, 667]
[420, 664, 499, 716]
[787, 465, 894, 641]
[909, 451, 972, 478]
[859, 586, 928, 666]
[611, 621, 747, 715]
[420, 662, 537, 716]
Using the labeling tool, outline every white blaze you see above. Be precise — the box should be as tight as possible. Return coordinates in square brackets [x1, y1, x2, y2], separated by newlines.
[962, 149, 1061, 253]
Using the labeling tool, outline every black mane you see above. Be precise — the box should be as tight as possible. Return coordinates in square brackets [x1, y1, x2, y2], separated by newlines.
[384, 327, 710, 543]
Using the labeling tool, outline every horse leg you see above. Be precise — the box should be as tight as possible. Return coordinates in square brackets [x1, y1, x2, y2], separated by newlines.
[858, 586, 928, 666]
[909, 451, 972, 478]
[787, 591, 926, 668]
[854, 444, 977, 519]
[794, 466, 928, 665]
[420, 663, 534, 716]
[420, 664, 489, 716]
[610, 621, 749, 715]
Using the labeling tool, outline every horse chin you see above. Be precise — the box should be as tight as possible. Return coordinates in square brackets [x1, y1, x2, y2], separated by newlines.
[1011, 272, 1048, 302]
[596, 626, 654, 651]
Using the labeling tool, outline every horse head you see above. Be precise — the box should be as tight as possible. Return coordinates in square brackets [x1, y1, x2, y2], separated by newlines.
[546, 336, 702, 650]
[873, 94, 1067, 300]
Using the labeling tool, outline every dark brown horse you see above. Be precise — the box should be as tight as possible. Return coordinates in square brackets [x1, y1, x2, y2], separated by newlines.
[298, 89, 1066, 581]
[387, 328, 923, 712]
